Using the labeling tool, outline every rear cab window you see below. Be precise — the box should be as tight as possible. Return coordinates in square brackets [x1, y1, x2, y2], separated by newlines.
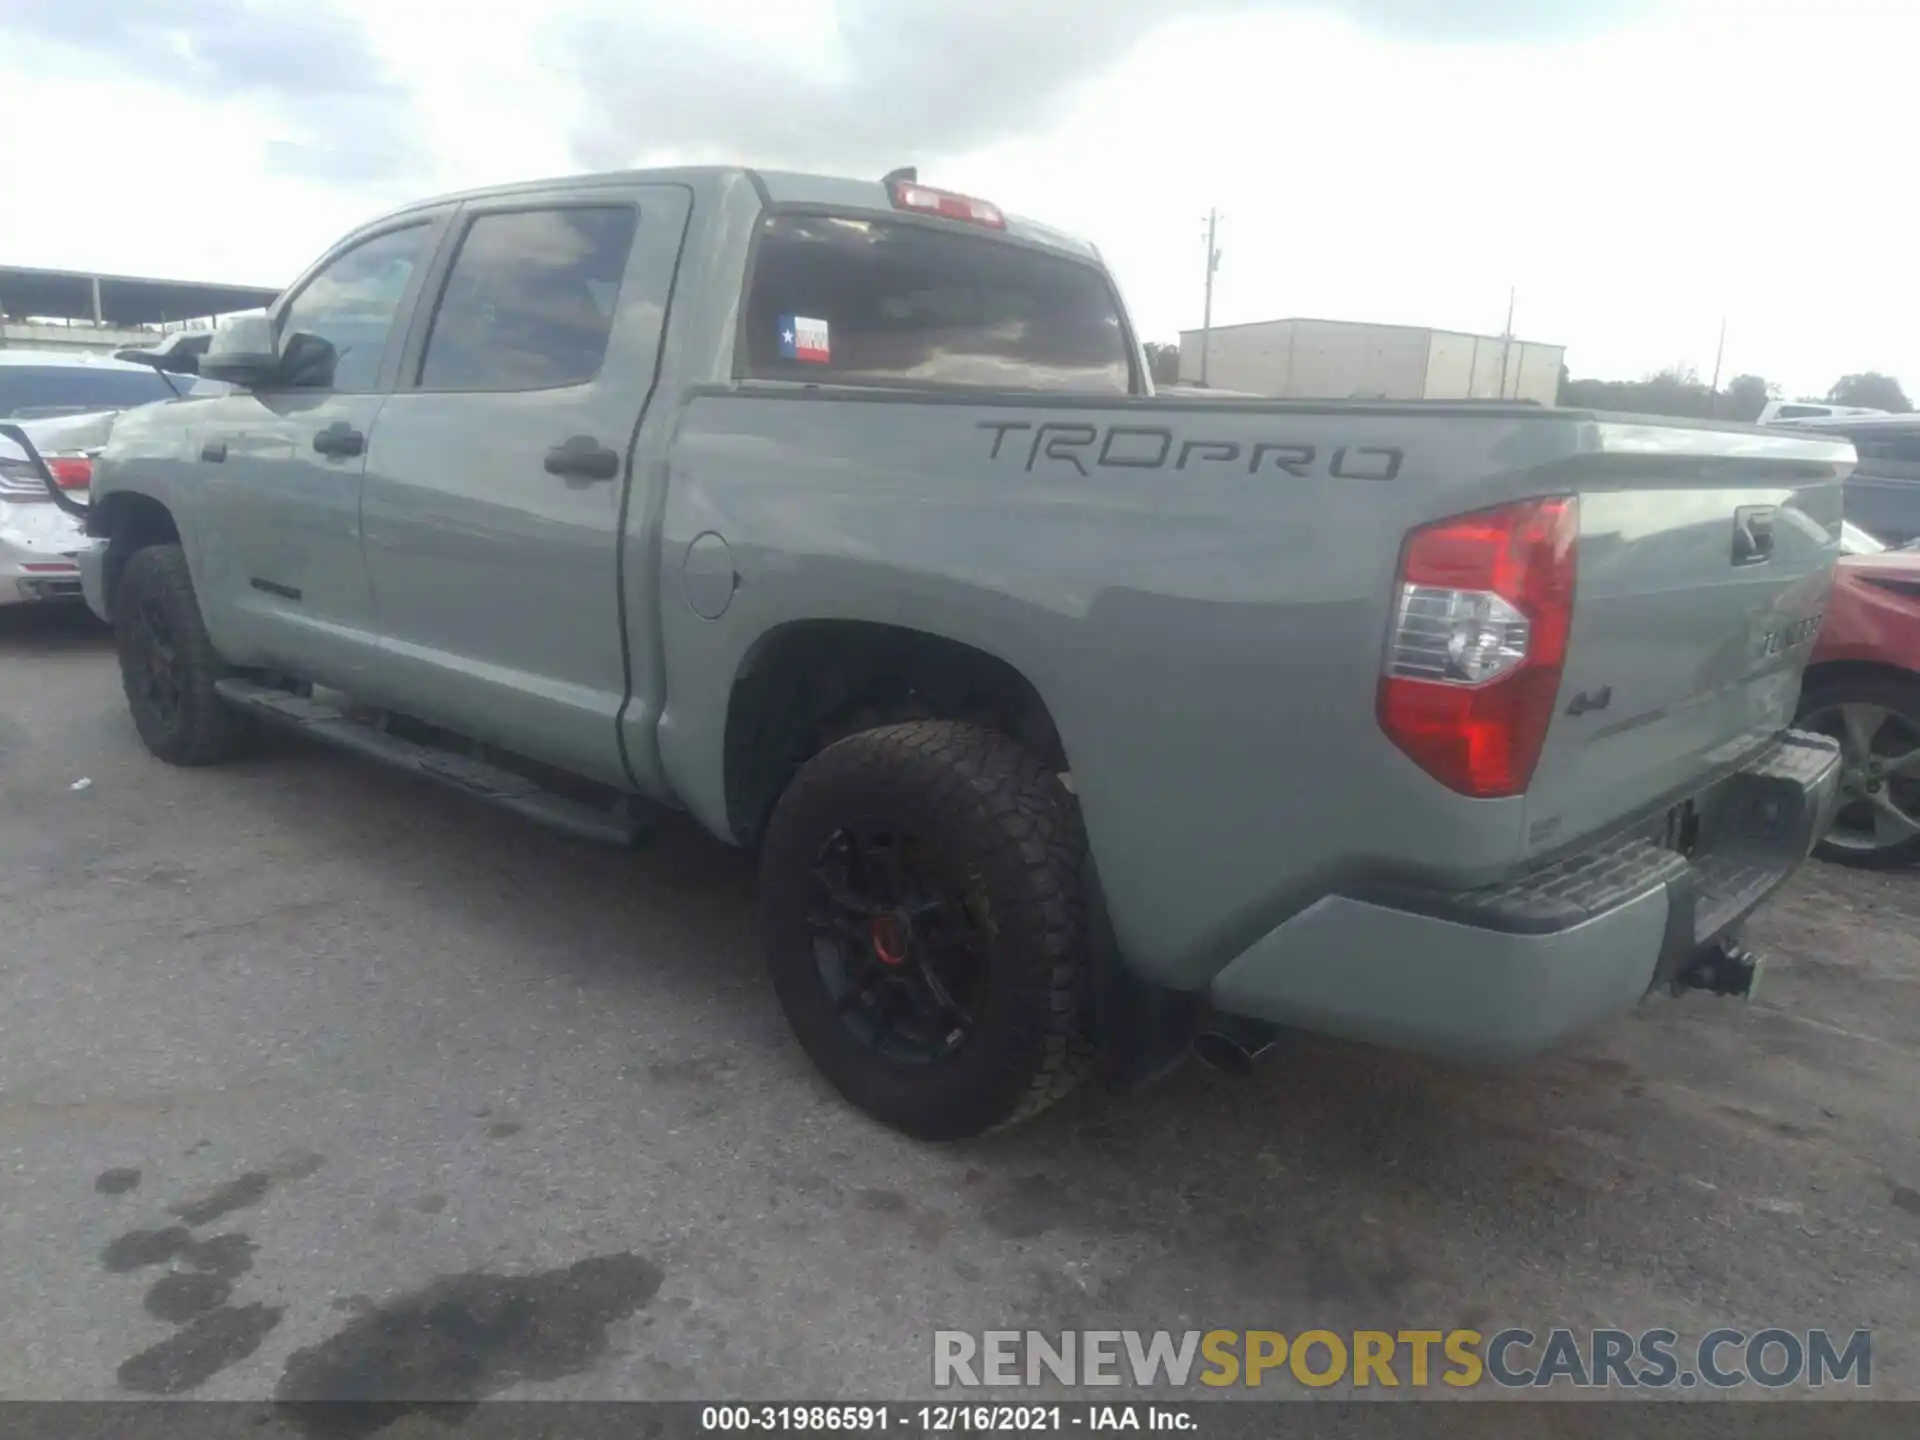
[740, 213, 1138, 394]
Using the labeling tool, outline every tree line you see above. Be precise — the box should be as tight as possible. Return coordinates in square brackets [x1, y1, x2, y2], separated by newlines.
[1555, 368, 1912, 422]
[1140, 340, 1911, 421]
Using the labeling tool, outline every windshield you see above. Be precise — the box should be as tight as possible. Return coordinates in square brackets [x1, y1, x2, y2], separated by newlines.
[0, 364, 178, 419]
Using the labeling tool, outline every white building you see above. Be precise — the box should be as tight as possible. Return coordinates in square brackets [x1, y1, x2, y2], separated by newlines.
[1175, 317, 1565, 405]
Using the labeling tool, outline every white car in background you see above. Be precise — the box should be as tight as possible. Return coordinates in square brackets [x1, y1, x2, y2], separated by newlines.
[0, 343, 221, 606]
[1758, 399, 1890, 424]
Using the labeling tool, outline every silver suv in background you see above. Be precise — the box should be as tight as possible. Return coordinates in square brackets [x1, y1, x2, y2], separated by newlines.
[0, 345, 223, 605]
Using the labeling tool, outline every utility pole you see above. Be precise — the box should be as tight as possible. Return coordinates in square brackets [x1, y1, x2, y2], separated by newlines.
[1199, 209, 1221, 387]
[1708, 315, 1727, 413]
[1497, 286, 1516, 399]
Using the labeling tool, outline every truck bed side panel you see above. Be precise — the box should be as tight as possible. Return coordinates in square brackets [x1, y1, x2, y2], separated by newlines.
[654, 393, 1846, 989]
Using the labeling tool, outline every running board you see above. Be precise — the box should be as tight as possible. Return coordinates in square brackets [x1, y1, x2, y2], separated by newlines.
[214, 678, 653, 848]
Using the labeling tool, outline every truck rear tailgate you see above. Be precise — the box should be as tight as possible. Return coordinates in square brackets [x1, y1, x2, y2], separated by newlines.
[1520, 421, 1850, 856]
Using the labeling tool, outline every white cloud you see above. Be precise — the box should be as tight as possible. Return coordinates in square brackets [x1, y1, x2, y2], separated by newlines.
[1, 0, 1914, 397]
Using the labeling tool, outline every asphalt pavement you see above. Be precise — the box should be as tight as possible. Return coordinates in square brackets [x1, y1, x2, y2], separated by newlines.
[3, 602, 1917, 1407]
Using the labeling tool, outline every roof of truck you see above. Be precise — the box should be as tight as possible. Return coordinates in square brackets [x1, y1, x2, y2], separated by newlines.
[378, 166, 1102, 263]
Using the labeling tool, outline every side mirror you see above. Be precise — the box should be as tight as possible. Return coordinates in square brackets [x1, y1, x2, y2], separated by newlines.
[198, 314, 280, 387]
[112, 330, 214, 376]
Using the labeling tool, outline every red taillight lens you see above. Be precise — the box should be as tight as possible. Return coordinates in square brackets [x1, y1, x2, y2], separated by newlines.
[1377, 496, 1578, 798]
[46, 456, 93, 489]
[889, 181, 1007, 228]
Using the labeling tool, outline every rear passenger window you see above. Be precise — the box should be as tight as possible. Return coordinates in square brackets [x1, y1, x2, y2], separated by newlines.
[741, 213, 1135, 394]
[417, 206, 637, 392]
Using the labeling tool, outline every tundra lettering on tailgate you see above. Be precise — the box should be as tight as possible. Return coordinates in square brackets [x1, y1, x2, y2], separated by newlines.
[979, 420, 1404, 481]
[1759, 613, 1822, 658]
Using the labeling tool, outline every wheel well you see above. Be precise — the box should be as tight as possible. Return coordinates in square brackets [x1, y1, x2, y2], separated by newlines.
[92, 492, 180, 618]
[1799, 658, 1920, 706]
[722, 621, 1067, 844]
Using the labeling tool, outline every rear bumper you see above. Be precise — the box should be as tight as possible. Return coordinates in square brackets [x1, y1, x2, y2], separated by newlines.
[0, 509, 89, 606]
[75, 537, 110, 621]
[1208, 729, 1842, 1061]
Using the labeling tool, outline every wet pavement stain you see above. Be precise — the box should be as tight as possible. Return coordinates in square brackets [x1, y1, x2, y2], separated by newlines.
[95, 1167, 142, 1195]
[117, 1304, 284, 1394]
[274, 1150, 329, 1183]
[101, 1227, 256, 1280]
[273, 1253, 664, 1437]
[145, 1271, 233, 1322]
[166, 1152, 326, 1226]
[102, 1228, 197, 1273]
[169, 1172, 272, 1226]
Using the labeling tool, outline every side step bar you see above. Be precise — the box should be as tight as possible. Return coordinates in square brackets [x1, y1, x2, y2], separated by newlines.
[214, 678, 653, 848]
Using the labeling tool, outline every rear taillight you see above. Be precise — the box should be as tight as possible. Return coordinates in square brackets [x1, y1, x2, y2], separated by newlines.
[1377, 496, 1578, 798]
[47, 455, 92, 489]
[888, 180, 1007, 229]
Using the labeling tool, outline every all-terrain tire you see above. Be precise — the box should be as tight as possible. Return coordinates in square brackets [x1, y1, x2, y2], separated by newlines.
[758, 720, 1091, 1140]
[113, 543, 250, 766]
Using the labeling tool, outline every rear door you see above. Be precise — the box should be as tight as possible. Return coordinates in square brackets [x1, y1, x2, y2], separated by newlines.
[193, 217, 446, 682]
[359, 185, 692, 787]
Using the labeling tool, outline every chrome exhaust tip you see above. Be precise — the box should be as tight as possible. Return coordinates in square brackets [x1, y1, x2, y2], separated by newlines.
[1191, 1020, 1281, 1077]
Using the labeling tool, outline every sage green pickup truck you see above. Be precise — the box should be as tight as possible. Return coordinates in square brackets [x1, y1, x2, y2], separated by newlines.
[44, 165, 1850, 1138]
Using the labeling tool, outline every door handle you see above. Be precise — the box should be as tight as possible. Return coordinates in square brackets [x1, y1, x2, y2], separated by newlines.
[313, 422, 365, 459]
[1732, 505, 1776, 566]
[200, 439, 228, 463]
[544, 435, 621, 482]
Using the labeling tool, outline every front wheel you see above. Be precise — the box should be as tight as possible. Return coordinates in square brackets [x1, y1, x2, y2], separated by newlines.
[113, 543, 250, 766]
[1797, 672, 1920, 869]
[757, 721, 1091, 1140]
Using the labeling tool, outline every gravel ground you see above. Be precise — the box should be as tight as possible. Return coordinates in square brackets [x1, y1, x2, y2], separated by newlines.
[2, 601, 1916, 1409]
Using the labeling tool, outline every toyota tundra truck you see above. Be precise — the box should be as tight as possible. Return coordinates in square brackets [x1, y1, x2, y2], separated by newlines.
[24, 165, 1849, 1139]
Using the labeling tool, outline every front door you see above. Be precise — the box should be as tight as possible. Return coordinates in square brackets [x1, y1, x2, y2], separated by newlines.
[360, 186, 691, 787]
[193, 219, 444, 685]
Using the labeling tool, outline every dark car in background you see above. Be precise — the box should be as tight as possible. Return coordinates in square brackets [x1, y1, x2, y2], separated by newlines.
[1768, 412, 1920, 546]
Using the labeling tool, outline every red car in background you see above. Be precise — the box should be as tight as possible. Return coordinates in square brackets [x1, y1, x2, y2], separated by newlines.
[1796, 521, 1920, 867]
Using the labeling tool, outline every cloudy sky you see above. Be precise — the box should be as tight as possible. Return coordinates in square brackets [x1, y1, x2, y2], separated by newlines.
[1, 0, 1911, 397]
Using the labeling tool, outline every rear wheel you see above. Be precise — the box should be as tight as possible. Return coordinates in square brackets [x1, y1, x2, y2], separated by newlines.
[1798, 673, 1920, 868]
[113, 544, 250, 766]
[758, 721, 1091, 1140]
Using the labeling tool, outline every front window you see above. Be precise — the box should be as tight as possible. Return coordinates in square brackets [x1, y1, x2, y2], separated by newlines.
[741, 213, 1135, 394]
[275, 224, 431, 391]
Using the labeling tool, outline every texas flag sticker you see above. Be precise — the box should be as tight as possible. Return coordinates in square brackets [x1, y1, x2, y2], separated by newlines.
[779, 314, 831, 364]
